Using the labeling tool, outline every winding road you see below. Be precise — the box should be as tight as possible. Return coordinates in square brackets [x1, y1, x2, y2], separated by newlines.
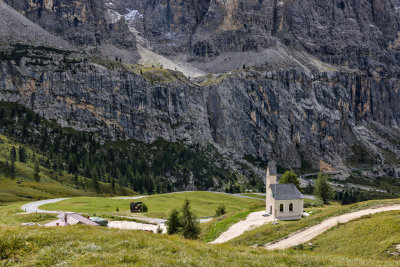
[21, 198, 70, 214]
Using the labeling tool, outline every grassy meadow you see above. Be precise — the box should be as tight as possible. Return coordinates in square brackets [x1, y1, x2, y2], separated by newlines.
[1, 197, 400, 265]
[41, 192, 264, 218]
[230, 199, 400, 247]
[0, 206, 397, 267]
[0, 225, 392, 267]
[301, 210, 400, 259]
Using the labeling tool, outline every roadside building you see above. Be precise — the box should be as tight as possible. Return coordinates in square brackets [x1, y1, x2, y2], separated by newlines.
[266, 162, 304, 220]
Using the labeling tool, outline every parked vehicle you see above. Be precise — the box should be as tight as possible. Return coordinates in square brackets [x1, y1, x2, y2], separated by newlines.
[130, 201, 143, 213]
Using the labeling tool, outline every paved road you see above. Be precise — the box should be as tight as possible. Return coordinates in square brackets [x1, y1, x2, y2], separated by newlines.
[209, 191, 265, 201]
[21, 198, 70, 214]
[112, 196, 148, 200]
[265, 205, 400, 250]
[163, 191, 265, 201]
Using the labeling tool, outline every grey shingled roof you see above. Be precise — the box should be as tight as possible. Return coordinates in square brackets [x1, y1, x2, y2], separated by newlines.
[270, 184, 304, 200]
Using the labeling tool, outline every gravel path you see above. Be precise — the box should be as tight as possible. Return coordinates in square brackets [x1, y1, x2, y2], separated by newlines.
[210, 211, 274, 244]
[265, 205, 400, 250]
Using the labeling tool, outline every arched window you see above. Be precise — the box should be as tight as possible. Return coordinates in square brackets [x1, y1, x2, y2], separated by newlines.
[280, 204, 284, 212]
[289, 203, 294, 212]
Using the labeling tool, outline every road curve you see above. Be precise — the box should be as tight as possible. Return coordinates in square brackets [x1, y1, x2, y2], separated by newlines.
[265, 205, 400, 250]
[21, 198, 70, 214]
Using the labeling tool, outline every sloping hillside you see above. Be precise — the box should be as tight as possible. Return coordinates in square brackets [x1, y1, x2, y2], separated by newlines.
[0, 132, 135, 203]
[0, 1, 73, 49]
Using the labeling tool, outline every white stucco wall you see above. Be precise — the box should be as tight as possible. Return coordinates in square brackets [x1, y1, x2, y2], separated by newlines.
[274, 199, 303, 220]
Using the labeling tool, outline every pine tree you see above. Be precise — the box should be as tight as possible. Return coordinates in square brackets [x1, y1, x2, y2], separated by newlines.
[34, 159, 40, 182]
[74, 173, 79, 186]
[10, 146, 17, 161]
[180, 199, 200, 239]
[111, 178, 115, 191]
[10, 157, 16, 179]
[314, 173, 334, 204]
[92, 177, 100, 193]
[84, 159, 92, 178]
[166, 208, 181, 235]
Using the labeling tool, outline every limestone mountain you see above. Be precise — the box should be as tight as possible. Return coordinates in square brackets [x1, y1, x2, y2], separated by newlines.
[0, 0, 400, 178]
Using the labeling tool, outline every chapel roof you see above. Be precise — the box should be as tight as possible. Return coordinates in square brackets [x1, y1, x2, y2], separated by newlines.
[270, 184, 304, 200]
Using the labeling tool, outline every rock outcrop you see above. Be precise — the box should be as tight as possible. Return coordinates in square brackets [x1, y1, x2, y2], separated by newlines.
[0, 0, 400, 171]
[3, 0, 136, 51]
[107, 0, 400, 72]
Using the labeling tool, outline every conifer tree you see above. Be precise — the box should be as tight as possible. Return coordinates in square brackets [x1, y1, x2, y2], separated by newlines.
[314, 173, 334, 204]
[10, 158, 16, 179]
[180, 199, 200, 239]
[10, 146, 16, 161]
[166, 208, 181, 235]
[34, 159, 40, 182]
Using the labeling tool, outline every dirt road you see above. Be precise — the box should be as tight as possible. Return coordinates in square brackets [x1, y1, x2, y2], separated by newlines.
[265, 205, 400, 250]
[211, 211, 274, 244]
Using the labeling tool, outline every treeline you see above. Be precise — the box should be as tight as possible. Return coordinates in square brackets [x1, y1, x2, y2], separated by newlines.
[335, 189, 396, 205]
[0, 102, 233, 193]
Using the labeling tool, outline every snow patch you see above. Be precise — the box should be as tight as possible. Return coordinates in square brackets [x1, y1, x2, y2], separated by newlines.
[124, 9, 143, 21]
[107, 7, 143, 24]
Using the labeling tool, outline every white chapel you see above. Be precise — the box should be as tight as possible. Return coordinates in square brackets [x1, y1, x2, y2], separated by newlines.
[266, 161, 304, 220]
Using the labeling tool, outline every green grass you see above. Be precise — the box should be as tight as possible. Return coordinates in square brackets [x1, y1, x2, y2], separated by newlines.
[299, 210, 400, 260]
[1, 200, 400, 265]
[0, 202, 57, 226]
[0, 223, 397, 266]
[230, 199, 400, 247]
[41, 192, 264, 219]
[0, 178, 97, 203]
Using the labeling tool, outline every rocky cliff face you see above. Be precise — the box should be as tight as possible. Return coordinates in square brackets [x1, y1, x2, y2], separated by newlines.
[1, 0, 400, 171]
[108, 0, 400, 72]
[1, 45, 399, 170]
[3, 0, 136, 50]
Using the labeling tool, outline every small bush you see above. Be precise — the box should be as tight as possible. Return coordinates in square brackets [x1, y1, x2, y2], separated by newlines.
[303, 198, 324, 208]
[141, 204, 148, 213]
[157, 225, 163, 234]
[215, 204, 226, 217]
